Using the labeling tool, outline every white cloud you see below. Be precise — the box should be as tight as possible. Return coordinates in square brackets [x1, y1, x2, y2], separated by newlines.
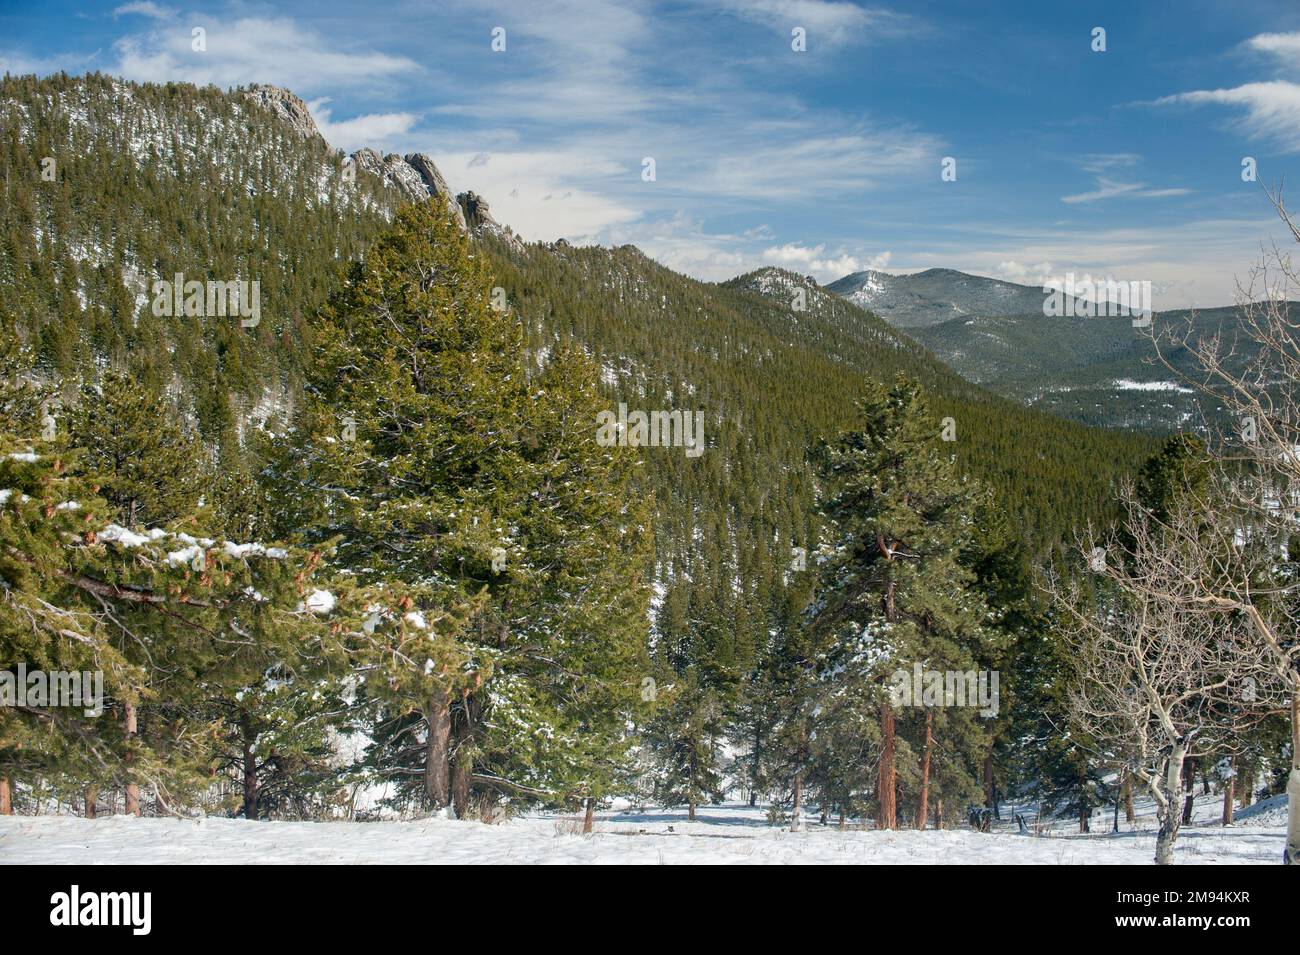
[1077, 153, 1140, 173]
[426, 148, 641, 241]
[1060, 153, 1189, 204]
[1243, 32, 1300, 65]
[758, 242, 889, 281]
[110, 16, 419, 94]
[901, 214, 1284, 309]
[708, 0, 910, 46]
[1153, 81, 1300, 152]
[1061, 177, 1190, 204]
[307, 99, 418, 152]
[995, 260, 1055, 286]
[113, 2, 174, 19]
[688, 126, 940, 200]
[0, 50, 96, 75]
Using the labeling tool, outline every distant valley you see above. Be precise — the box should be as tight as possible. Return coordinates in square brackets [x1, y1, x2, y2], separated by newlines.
[824, 268, 1265, 433]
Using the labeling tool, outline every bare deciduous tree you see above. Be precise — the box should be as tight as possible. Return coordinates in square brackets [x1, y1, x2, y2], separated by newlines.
[1047, 486, 1286, 864]
[1150, 186, 1300, 864]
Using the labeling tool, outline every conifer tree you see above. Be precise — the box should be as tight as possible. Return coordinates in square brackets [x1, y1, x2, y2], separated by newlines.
[809, 375, 1000, 828]
[294, 201, 651, 817]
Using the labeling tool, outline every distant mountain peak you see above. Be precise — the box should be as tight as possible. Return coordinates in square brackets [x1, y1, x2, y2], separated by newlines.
[825, 267, 1066, 328]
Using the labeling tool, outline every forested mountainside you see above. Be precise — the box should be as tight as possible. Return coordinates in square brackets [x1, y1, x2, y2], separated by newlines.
[908, 306, 1259, 433]
[2, 73, 1192, 826]
[2, 74, 1154, 558]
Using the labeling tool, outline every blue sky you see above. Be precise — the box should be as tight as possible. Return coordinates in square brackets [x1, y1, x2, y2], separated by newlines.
[5, 0, 1300, 307]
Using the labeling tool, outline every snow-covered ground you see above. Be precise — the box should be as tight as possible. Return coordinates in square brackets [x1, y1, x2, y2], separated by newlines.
[0, 797, 1288, 865]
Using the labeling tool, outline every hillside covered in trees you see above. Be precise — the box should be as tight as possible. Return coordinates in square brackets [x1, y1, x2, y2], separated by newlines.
[3, 75, 1293, 861]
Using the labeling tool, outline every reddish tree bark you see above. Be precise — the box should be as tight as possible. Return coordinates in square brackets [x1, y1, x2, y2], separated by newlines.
[424, 693, 451, 810]
[450, 693, 480, 819]
[878, 703, 896, 830]
[916, 710, 933, 831]
[0, 777, 11, 815]
[583, 797, 595, 834]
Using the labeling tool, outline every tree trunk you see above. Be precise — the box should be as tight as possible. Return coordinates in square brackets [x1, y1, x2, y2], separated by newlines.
[838, 806, 846, 831]
[1239, 766, 1253, 809]
[1156, 742, 1188, 865]
[878, 703, 896, 830]
[1222, 758, 1235, 826]
[790, 769, 803, 831]
[916, 710, 933, 831]
[240, 711, 259, 820]
[1124, 772, 1135, 822]
[983, 749, 998, 818]
[450, 694, 477, 820]
[582, 797, 595, 834]
[1287, 689, 1300, 865]
[0, 777, 11, 815]
[1078, 769, 1089, 832]
[688, 735, 698, 822]
[85, 787, 98, 819]
[423, 693, 452, 810]
[124, 700, 140, 817]
[1181, 756, 1196, 825]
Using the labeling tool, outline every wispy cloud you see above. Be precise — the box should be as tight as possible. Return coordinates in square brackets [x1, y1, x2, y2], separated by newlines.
[113, 1, 174, 19]
[110, 16, 420, 93]
[0, 49, 96, 75]
[1060, 153, 1189, 204]
[1153, 81, 1300, 152]
[760, 242, 890, 281]
[1242, 31, 1300, 66]
[1061, 177, 1190, 204]
[707, 0, 912, 47]
[307, 99, 417, 152]
[425, 148, 641, 240]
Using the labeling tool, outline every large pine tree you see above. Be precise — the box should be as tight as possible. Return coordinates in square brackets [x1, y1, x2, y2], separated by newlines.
[291, 200, 651, 817]
[808, 376, 1002, 828]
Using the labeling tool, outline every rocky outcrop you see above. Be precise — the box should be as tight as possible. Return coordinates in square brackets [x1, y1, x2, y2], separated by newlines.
[343, 149, 463, 227]
[243, 85, 510, 242]
[405, 153, 465, 229]
[405, 153, 454, 201]
[457, 191, 522, 248]
[241, 85, 322, 141]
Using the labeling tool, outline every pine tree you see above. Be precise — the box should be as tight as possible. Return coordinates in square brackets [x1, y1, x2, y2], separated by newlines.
[808, 375, 1001, 828]
[67, 371, 206, 529]
[295, 201, 651, 817]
